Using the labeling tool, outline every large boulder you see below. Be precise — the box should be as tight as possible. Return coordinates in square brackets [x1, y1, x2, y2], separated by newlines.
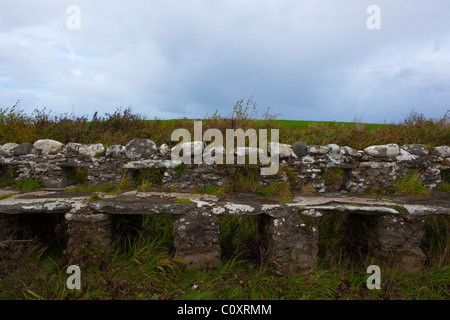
[293, 141, 308, 158]
[125, 139, 158, 159]
[12, 142, 33, 156]
[33, 139, 64, 155]
[364, 144, 400, 157]
[0, 143, 19, 157]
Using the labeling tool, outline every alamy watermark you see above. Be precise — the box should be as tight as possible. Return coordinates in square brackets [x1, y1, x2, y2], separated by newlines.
[66, 265, 81, 289]
[367, 5, 381, 30]
[366, 265, 381, 289]
[171, 121, 280, 176]
[66, 5, 81, 30]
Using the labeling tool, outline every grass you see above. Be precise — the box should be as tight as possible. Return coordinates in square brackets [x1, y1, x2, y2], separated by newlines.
[67, 167, 88, 185]
[196, 186, 224, 195]
[176, 198, 192, 204]
[389, 170, 431, 196]
[257, 181, 291, 196]
[1, 213, 448, 300]
[65, 183, 116, 194]
[321, 168, 344, 182]
[14, 176, 43, 191]
[0, 193, 16, 200]
[173, 163, 186, 178]
[0, 102, 448, 150]
[88, 193, 103, 202]
[393, 204, 407, 215]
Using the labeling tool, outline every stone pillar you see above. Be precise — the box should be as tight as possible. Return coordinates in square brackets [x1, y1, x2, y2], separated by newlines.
[65, 206, 113, 266]
[173, 209, 221, 269]
[375, 214, 426, 272]
[260, 209, 322, 274]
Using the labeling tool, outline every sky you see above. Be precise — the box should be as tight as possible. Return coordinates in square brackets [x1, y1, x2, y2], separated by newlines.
[0, 0, 449, 123]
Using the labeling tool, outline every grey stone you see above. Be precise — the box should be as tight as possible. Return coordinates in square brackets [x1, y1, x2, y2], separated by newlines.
[125, 139, 158, 159]
[105, 145, 126, 158]
[173, 211, 221, 269]
[12, 142, 33, 156]
[293, 141, 308, 158]
[64, 142, 82, 156]
[78, 143, 105, 158]
[396, 149, 417, 162]
[327, 144, 343, 161]
[33, 139, 64, 155]
[235, 147, 262, 157]
[342, 146, 363, 158]
[260, 209, 321, 274]
[1, 143, 19, 156]
[401, 144, 429, 156]
[308, 145, 330, 155]
[159, 143, 170, 156]
[180, 141, 205, 157]
[364, 143, 400, 157]
[268, 142, 293, 158]
[433, 146, 450, 158]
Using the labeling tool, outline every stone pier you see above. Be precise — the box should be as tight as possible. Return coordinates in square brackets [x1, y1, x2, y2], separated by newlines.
[173, 209, 221, 269]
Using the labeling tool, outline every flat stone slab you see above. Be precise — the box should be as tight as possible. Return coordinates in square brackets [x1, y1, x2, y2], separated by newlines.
[0, 188, 448, 216]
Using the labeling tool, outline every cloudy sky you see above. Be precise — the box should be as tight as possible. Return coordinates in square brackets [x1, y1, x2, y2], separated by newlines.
[0, 0, 449, 123]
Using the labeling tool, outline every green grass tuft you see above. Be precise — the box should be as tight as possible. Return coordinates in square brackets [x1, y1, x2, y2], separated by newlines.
[390, 170, 431, 196]
[15, 176, 43, 191]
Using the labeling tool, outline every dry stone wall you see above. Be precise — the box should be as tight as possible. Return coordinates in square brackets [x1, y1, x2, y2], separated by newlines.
[1, 138, 449, 193]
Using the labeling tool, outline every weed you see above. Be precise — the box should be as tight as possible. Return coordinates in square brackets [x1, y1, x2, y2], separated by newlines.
[117, 175, 134, 191]
[88, 193, 103, 202]
[223, 166, 260, 193]
[281, 196, 293, 203]
[67, 167, 88, 185]
[0, 193, 16, 200]
[173, 163, 186, 178]
[15, 176, 42, 191]
[196, 186, 224, 195]
[390, 170, 431, 196]
[437, 181, 450, 193]
[94, 151, 104, 158]
[301, 185, 316, 195]
[176, 198, 192, 204]
[393, 204, 407, 215]
[364, 188, 382, 196]
[8, 165, 19, 179]
[321, 168, 344, 182]
[257, 181, 291, 196]
[0, 176, 15, 188]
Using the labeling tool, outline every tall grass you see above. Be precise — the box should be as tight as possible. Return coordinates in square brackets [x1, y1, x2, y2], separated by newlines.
[0, 210, 448, 300]
[1, 101, 448, 149]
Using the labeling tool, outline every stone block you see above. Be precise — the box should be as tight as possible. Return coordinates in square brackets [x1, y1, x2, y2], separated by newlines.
[173, 210, 221, 269]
